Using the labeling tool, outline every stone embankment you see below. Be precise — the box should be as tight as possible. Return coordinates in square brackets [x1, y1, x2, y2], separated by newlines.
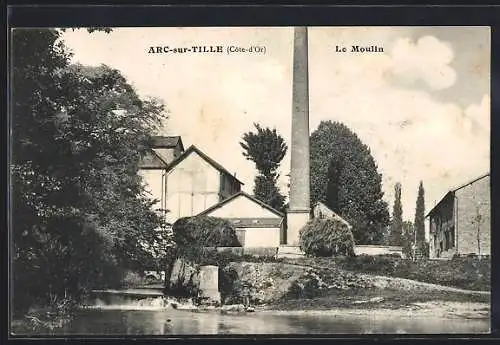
[168, 258, 375, 305]
[167, 257, 489, 310]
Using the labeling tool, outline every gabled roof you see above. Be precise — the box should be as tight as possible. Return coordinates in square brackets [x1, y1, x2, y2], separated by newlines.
[449, 172, 490, 193]
[197, 191, 284, 218]
[139, 149, 168, 169]
[152, 136, 184, 151]
[426, 172, 490, 218]
[165, 145, 244, 185]
[311, 201, 351, 228]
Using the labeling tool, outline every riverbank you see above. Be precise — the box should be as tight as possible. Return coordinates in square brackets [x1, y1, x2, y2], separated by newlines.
[80, 286, 490, 319]
[262, 287, 490, 320]
[11, 255, 490, 335]
[258, 301, 490, 321]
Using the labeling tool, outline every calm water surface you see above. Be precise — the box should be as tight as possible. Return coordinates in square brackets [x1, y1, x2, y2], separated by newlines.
[50, 308, 489, 335]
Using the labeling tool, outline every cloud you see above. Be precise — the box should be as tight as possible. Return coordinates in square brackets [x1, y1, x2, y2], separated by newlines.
[62, 27, 489, 222]
[464, 94, 490, 133]
[389, 36, 457, 90]
[308, 29, 489, 220]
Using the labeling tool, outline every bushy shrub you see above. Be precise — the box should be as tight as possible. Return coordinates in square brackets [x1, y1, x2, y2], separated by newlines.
[299, 218, 355, 257]
[172, 216, 241, 262]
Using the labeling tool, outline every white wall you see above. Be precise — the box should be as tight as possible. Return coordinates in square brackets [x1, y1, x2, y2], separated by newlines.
[242, 227, 281, 247]
[208, 195, 280, 219]
[354, 245, 403, 257]
[139, 169, 165, 211]
[166, 152, 221, 223]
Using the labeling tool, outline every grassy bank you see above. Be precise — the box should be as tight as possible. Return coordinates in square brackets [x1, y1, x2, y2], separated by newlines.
[270, 287, 491, 311]
[284, 255, 490, 291]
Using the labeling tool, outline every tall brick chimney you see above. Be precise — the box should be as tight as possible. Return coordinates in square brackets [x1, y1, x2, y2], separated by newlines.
[287, 26, 311, 246]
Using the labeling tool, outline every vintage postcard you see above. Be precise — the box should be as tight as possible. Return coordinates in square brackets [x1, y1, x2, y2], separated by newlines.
[9, 26, 490, 336]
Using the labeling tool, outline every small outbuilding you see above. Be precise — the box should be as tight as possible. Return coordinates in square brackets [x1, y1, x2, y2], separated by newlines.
[196, 192, 285, 247]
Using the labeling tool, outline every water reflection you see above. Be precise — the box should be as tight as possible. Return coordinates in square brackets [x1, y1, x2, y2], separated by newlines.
[53, 309, 490, 335]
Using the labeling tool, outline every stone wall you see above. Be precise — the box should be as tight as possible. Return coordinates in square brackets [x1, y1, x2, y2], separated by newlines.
[168, 259, 220, 305]
[215, 246, 278, 258]
[456, 175, 490, 256]
[168, 259, 199, 291]
[354, 245, 403, 257]
[221, 262, 309, 304]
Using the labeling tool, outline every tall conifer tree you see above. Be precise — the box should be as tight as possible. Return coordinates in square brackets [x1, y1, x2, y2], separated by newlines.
[414, 181, 426, 243]
[390, 182, 403, 246]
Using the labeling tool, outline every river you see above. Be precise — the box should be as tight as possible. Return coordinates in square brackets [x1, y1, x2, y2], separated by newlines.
[13, 288, 490, 336]
[21, 290, 488, 336]
[50, 308, 488, 335]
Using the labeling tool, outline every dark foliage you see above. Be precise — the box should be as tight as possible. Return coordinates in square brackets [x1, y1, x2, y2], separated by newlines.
[240, 123, 288, 177]
[172, 216, 241, 262]
[299, 218, 356, 257]
[414, 181, 426, 243]
[253, 175, 286, 213]
[240, 123, 288, 212]
[11, 29, 168, 315]
[401, 221, 415, 260]
[310, 121, 390, 244]
[389, 183, 403, 246]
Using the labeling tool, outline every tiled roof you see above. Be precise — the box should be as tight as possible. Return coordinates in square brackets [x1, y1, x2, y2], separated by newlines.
[138, 150, 168, 169]
[449, 172, 490, 193]
[226, 218, 283, 228]
[152, 136, 184, 151]
[426, 172, 490, 218]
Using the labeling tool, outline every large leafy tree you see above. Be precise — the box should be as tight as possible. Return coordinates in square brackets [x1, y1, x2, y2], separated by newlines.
[310, 121, 390, 244]
[11, 29, 169, 314]
[414, 181, 426, 244]
[240, 123, 288, 212]
[389, 182, 403, 246]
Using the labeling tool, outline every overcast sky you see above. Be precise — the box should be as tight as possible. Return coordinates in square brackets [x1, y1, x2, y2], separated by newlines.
[62, 27, 490, 222]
